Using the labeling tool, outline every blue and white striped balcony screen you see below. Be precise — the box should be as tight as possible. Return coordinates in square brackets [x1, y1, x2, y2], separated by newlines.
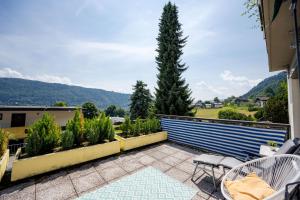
[161, 118, 287, 160]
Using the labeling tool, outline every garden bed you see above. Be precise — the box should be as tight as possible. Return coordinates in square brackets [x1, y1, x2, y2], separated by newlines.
[115, 131, 167, 151]
[11, 140, 120, 181]
[0, 149, 9, 182]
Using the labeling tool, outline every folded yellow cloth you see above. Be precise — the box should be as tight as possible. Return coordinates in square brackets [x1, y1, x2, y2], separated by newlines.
[225, 172, 275, 200]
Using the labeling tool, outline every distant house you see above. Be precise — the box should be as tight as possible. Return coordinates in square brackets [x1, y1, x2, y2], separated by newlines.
[110, 117, 125, 125]
[255, 96, 269, 107]
[212, 102, 223, 108]
[204, 103, 212, 109]
[194, 100, 204, 108]
[232, 97, 249, 105]
[0, 106, 79, 139]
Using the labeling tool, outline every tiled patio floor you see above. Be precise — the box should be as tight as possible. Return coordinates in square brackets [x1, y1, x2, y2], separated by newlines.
[0, 142, 225, 200]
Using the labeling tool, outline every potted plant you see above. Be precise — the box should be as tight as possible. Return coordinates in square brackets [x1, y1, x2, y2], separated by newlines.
[11, 112, 120, 181]
[115, 117, 167, 151]
[267, 140, 278, 151]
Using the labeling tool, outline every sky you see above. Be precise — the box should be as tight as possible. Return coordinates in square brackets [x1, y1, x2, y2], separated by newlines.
[0, 0, 277, 101]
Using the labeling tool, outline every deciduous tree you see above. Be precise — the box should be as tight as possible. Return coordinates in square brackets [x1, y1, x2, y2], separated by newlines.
[82, 102, 98, 119]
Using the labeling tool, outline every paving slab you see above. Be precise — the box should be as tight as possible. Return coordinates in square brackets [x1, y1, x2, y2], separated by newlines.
[77, 183, 109, 198]
[126, 151, 146, 159]
[68, 163, 96, 179]
[184, 177, 215, 200]
[36, 170, 70, 192]
[172, 151, 192, 160]
[148, 150, 168, 160]
[165, 167, 191, 182]
[158, 146, 178, 155]
[0, 181, 35, 200]
[118, 160, 144, 173]
[72, 172, 105, 194]
[36, 179, 76, 200]
[97, 165, 127, 182]
[93, 158, 119, 171]
[150, 160, 173, 172]
[161, 155, 184, 166]
[176, 161, 196, 174]
[138, 155, 157, 165]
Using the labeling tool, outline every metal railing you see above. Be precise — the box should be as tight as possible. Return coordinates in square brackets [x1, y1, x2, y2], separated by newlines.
[157, 114, 290, 137]
[158, 115, 290, 160]
[8, 143, 26, 154]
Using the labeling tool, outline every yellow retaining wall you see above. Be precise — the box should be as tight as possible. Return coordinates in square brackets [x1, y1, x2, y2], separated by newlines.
[11, 141, 120, 181]
[3, 127, 28, 140]
[115, 131, 167, 151]
[0, 150, 9, 182]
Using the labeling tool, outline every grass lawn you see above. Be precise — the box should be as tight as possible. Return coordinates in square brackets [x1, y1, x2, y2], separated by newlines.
[195, 106, 257, 119]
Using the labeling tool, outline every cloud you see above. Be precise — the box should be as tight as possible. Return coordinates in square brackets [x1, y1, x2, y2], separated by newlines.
[33, 74, 72, 85]
[75, 0, 104, 16]
[0, 67, 23, 78]
[220, 70, 261, 87]
[0, 68, 72, 85]
[65, 40, 155, 60]
[196, 81, 227, 96]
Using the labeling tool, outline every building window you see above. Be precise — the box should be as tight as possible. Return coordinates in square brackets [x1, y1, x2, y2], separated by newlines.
[11, 113, 26, 127]
[0, 113, 2, 120]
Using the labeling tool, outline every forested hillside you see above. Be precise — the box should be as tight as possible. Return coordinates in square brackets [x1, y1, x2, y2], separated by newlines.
[242, 72, 287, 99]
[0, 78, 130, 109]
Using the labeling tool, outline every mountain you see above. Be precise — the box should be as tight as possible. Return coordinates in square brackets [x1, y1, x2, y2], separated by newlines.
[0, 78, 130, 109]
[242, 71, 287, 99]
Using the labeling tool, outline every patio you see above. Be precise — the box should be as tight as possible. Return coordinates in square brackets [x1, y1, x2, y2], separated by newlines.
[0, 141, 224, 200]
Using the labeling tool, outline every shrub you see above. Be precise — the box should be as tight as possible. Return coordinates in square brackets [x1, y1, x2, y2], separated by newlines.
[26, 113, 61, 156]
[254, 108, 264, 121]
[61, 129, 74, 150]
[97, 114, 115, 142]
[84, 119, 99, 145]
[263, 81, 288, 123]
[120, 117, 161, 137]
[54, 101, 67, 107]
[84, 113, 115, 144]
[142, 119, 151, 134]
[248, 104, 259, 112]
[149, 118, 161, 132]
[131, 118, 142, 136]
[120, 116, 132, 137]
[218, 109, 253, 121]
[67, 110, 83, 146]
[0, 129, 9, 157]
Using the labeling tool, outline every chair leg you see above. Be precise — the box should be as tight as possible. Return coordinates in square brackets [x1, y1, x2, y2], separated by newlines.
[192, 162, 199, 181]
[211, 165, 217, 190]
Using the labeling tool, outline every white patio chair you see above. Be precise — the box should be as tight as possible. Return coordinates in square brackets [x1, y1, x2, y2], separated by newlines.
[221, 154, 300, 200]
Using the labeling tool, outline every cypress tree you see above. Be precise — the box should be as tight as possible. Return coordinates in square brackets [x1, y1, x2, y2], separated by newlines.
[155, 2, 194, 116]
[130, 80, 152, 119]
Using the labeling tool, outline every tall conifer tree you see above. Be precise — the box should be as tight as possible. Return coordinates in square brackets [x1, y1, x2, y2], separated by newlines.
[155, 2, 194, 116]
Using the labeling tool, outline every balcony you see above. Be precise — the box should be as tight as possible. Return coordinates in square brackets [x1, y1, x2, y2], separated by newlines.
[0, 115, 290, 200]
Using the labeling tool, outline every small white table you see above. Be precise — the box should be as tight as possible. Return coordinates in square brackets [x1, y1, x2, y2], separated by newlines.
[259, 145, 279, 157]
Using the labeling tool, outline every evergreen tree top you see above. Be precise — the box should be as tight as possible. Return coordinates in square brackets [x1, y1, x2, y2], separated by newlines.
[154, 2, 194, 116]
